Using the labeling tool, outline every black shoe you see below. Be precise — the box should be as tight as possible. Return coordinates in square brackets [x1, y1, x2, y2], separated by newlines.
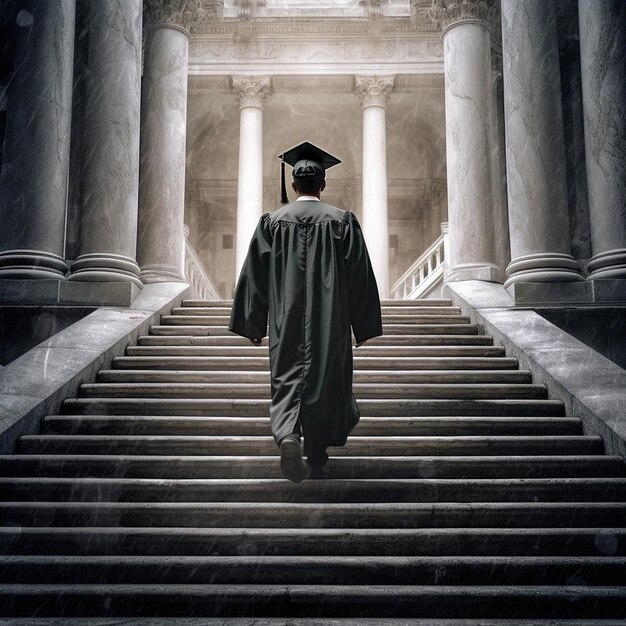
[279, 435, 307, 483]
[306, 460, 331, 480]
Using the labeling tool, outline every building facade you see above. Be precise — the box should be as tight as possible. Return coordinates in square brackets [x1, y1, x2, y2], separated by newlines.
[0, 0, 624, 303]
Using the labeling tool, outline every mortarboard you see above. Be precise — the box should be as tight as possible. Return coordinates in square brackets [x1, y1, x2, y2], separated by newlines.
[278, 141, 341, 205]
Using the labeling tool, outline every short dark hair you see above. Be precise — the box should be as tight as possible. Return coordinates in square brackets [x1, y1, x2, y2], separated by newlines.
[293, 174, 324, 195]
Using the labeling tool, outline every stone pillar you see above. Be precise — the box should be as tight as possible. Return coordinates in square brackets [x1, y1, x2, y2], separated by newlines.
[579, 0, 626, 279]
[68, 0, 143, 288]
[435, 0, 502, 284]
[0, 1, 75, 279]
[137, 1, 200, 284]
[355, 75, 394, 299]
[501, 0, 583, 286]
[232, 76, 270, 279]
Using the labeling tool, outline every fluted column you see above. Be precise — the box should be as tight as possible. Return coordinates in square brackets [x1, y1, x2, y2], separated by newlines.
[501, 0, 583, 287]
[434, 0, 502, 284]
[0, 0, 75, 279]
[137, 1, 200, 284]
[232, 76, 270, 279]
[579, 0, 626, 280]
[68, 0, 143, 288]
[355, 75, 394, 298]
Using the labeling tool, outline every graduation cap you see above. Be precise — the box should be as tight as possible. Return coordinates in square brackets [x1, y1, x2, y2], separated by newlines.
[278, 141, 341, 205]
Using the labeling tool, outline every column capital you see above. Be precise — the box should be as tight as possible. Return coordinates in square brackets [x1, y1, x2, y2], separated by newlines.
[144, 0, 202, 37]
[433, 0, 495, 35]
[231, 76, 271, 110]
[354, 75, 395, 110]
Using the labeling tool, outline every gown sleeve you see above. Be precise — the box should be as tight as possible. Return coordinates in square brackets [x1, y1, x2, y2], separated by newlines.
[229, 213, 272, 340]
[342, 211, 383, 344]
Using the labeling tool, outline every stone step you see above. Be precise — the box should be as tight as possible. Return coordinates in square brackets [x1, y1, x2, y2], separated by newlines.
[181, 298, 454, 308]
[171, 306, 465, 317]
[96, 369, 532, 385]
[0, 598, 598, 622]
[1, 502, 625, 528]
[2, 584, 625, 619]
[160, 315, 472, 326]
[3, 477, 625, 503]
[148, 324, 481, 336]
[1, 455, 619, 479]
[182, 300, 235, 307]
[16, 435, 600, 456]
[60, 397, 563, 417]
[41, 416, 579, 437]
[2, 555, 626, 586]
[125, 345, 505, 358]
[137, 334, 495, 347]
[111, 356, 519, 371]
[77, 383, 548, 401]
[3, 527, 624, 557]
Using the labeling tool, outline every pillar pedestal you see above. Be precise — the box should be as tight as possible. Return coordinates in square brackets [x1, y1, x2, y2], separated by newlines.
[232, 77, 270, 279]
[0, 0, 75, 280]
[355, 75, 394, 299]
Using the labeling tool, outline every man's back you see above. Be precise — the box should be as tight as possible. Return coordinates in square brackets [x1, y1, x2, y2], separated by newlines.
[229, 141, 381, 482]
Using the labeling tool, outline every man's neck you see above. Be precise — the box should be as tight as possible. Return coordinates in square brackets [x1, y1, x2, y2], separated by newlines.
[296, 194, 321, 202]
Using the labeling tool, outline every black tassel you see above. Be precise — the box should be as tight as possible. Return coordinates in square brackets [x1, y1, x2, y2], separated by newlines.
[280, 159, 289, 205]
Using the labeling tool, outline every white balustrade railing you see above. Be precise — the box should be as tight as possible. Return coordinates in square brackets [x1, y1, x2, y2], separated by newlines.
[390, 222, 449, 300]
[184, 226, 221, 301]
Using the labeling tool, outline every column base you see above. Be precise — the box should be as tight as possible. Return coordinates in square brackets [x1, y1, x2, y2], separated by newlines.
[0, 250, 68, 279]
[140, 264, 185, 284]
[0, 278, 141, 306]
[447, 263, 505, 284]
[504, 253, 583, 288]
[69, 253, 143, 289]
[505, 279, 626, 305]
[587, 249, 626, 280]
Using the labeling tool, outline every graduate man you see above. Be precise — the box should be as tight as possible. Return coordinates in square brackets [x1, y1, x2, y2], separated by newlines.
[229, 142, 382, 483]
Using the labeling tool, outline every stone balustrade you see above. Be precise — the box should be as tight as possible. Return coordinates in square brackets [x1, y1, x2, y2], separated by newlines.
[391, 223, 449, 300]
[184, 228, 221, 301]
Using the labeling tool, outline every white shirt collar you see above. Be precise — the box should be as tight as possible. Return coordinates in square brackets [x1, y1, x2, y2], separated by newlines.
[295, 195, 320, 202]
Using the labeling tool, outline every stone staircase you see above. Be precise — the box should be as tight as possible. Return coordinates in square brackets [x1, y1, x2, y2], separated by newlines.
[1, 298, 625, 620]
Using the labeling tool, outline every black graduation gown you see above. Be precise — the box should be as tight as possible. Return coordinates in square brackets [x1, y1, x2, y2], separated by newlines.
[229, 200, 382, 449]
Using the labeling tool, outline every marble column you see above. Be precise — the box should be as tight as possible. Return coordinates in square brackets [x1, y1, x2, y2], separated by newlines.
[501, 0, 583, 286]
[0, 0, 75, 279]
[435, 0, 502, 284]
[355, 75, 394, 299]
[579, 0, 626, 280]
[137, 1, 200, 284]
[69, 0, 143, 288]
[232, 76, 270, 279]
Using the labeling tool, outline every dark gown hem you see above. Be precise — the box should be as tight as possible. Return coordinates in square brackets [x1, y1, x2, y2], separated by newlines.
[354, 329, 384, 344]
[228, 325, 266, 341]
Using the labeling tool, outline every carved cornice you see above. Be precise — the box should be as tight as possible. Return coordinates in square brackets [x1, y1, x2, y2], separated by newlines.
[190, 17, 438, 36]
[354, 75, 395, 109]
[144, 0, 203, 35]
[433, 0, 496, 34]
[231, 76, 271, 109]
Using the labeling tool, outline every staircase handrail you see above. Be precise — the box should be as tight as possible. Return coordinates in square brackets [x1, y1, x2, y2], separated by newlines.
[184, 226, 221, 301]
[390, 222, 449, 300]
